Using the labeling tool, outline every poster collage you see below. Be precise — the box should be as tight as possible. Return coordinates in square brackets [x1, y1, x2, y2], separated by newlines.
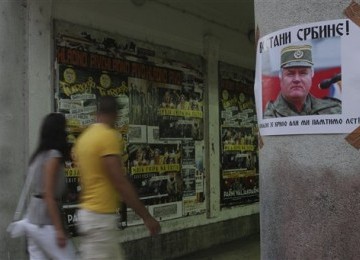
[55, 21, 259, 234]
[55, 21, 206, 233]
[219, 62, 259, 206]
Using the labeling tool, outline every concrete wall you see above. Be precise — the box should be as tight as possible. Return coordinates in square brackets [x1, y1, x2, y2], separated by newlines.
[2, 1, 259, 259]
[254, 1, 360, 259]
[0, 1, 27, 259]
[122, 214, 259, 260]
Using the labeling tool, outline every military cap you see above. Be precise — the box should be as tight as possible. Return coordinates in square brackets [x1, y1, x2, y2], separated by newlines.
[281, 45, 313, 68]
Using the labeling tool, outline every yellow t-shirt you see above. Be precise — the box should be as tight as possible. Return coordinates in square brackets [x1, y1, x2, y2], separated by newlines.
[75, 123, 123, 213]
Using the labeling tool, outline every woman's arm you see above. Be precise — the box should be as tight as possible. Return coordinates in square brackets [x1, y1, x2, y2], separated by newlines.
[43, 157, 67, 248]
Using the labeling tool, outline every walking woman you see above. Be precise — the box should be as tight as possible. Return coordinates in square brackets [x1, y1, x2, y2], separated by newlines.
[25, 113, 76, 259]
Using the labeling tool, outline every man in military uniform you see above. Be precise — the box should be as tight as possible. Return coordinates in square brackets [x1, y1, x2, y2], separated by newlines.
[263, 44, 341, 118]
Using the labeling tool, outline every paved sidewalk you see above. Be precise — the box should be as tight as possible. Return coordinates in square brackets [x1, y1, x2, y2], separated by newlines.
[172, 233, 260, 260]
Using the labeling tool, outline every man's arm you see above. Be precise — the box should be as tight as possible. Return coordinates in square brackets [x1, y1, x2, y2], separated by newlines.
[102, 155, 161, 235]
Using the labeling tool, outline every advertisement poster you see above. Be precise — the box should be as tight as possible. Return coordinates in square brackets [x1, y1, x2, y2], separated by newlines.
[57, 64, 129, 133]
[181, 140, 195, 165]
[158, 85, 204, 140]
[182, 165, 205, 215]
[61, 164, 80, 236]
[255, 19, 360, 136]
[181, 140, 206, 215]
[128, 143, 183, 205]
[219, 62, 259, 206]
[55, 20, 206, 227]
[221, 172, 259, 205]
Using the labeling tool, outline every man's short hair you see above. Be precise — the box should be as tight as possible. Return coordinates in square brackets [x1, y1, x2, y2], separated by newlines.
[97, 96, 118, 115]
[281, 45, 313, 68]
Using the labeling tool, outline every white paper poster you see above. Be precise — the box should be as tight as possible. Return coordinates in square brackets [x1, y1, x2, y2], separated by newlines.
[255, 19, 360, 135]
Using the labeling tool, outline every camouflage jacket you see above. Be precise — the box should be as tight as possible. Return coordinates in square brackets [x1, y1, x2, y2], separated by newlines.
[263, 94, 341, 118]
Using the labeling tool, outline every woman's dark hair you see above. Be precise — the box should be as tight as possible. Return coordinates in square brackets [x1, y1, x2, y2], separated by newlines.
[29, 113, 69, 164]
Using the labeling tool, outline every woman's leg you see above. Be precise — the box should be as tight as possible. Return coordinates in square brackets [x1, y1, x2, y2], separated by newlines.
[27, 235, 49, 260]
[26, 223, 77, 260]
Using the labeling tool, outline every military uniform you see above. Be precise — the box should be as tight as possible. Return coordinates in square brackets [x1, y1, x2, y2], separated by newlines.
[263, 94, 341, 118]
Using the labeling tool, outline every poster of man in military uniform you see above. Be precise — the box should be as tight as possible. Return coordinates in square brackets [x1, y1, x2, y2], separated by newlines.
[255, 19, 360, 136]
[263, 44, 341, 118]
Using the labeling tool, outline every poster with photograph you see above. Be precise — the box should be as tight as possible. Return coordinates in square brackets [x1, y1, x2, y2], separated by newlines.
[221, 126, 256, 171]
[182, 167, 206, 216]
[182, 141, 206, 215]
[128, 125, 147, 143]
[220, 84, 256, 128]
[128, 77, 150, 126]
[128, 143, 183, 205]
[158, 86, 204, 140]
[218, 62, 258, 206]
[221, 172, 259, 205]
[255, 19, 360, 135]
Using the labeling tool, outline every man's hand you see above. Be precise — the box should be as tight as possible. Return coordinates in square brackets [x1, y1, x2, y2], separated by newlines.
[103, 155, 161, 236]
[143, 216, 161, 236]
